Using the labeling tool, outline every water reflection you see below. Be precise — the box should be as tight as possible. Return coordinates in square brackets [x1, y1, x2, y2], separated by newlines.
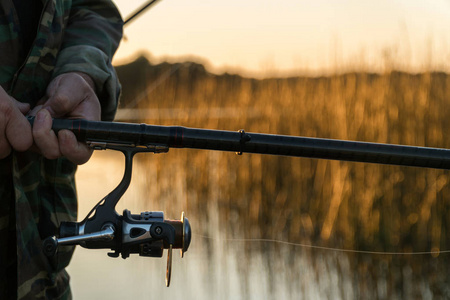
[67, 150, 449, 299]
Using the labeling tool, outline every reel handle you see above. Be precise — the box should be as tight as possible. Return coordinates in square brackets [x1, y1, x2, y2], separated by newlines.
[43, 225, 115, 257]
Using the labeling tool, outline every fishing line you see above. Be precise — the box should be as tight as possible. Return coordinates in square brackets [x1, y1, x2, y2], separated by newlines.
[194, 233, 449, 256]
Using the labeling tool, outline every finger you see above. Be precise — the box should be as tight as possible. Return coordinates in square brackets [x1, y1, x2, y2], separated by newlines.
[5, 112, 33, 152]
[32, 109, 61, 159]
[0, 90, 32, 157]
[10, 97, 31, 115]
[1, 101, 33, 153]
[66, 91, 101, 121]
[43, 74, 88, 118]
[28, 104, 43, 117]
[58, 130, 93, 165]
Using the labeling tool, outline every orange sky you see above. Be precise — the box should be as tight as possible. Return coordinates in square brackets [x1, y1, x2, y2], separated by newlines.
[112, 0, 450, 76]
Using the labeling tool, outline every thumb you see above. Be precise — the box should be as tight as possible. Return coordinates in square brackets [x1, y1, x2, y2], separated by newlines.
[11, 97, 30, 114]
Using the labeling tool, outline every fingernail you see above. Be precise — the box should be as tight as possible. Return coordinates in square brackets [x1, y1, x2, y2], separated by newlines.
[35, 109, 48, 124]
[59, 130, 69, 144]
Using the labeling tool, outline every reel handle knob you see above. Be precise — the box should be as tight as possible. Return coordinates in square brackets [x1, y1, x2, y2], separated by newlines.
[43, 236, 58, 257]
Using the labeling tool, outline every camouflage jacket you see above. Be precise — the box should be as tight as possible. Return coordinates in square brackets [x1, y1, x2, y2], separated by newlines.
[0, 0, 122, 299]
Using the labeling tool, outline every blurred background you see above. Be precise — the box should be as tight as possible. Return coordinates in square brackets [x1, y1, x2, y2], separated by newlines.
[68, 1, 450, 299]
[112, 0, 450, 76]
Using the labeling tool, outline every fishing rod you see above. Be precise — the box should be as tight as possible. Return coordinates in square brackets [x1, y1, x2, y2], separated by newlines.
[33, 118, 450, 170]
[123, 0, 160, 26]
[27, 117, 450, 287]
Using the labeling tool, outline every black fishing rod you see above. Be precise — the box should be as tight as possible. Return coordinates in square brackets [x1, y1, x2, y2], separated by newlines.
[35, 117, 450, 170]
[123, 0, 160, 26]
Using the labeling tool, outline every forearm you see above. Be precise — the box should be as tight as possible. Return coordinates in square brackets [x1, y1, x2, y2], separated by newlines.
[52, 0, 123, 121]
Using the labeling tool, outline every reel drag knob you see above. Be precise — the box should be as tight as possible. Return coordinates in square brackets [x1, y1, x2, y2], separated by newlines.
[180, 212, 191, 257]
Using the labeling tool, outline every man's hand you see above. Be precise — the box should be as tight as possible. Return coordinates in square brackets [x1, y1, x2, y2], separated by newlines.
[32, 72, 101, 165]
[0, 87, 32, 159]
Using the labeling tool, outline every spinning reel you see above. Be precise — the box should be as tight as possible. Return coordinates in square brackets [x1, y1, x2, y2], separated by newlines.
[42, 142, 191, 287]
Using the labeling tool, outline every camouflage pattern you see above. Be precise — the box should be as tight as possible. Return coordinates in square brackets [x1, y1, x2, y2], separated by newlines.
[0, 0, 122, 299]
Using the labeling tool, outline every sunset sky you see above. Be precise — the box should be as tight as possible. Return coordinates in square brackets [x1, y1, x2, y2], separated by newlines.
[112, 0, 450, 76]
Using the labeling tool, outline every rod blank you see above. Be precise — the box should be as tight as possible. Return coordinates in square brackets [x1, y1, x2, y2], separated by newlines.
[27, 117, 450, 170]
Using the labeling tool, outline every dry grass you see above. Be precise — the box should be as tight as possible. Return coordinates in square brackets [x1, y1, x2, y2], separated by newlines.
[116, 58, 450, 255]
[111, 58, 450, 297]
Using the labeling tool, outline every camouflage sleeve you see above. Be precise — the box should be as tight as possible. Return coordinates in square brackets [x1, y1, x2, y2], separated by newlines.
[52, 0, 123, 121]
